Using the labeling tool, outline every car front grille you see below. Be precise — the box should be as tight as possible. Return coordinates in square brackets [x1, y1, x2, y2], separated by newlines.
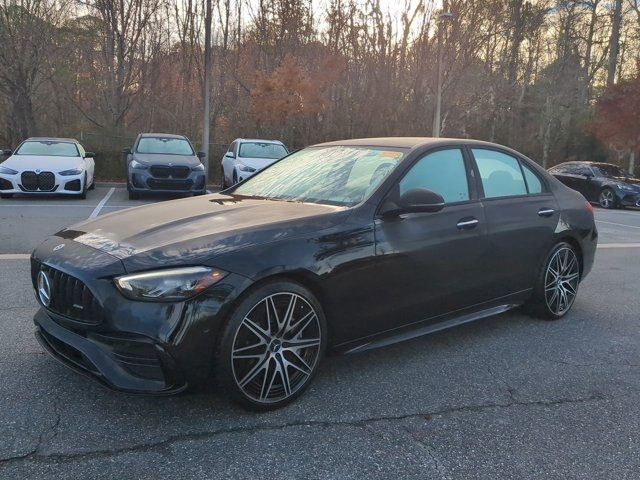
[150, 165, 190, 179]
[33, 263, 103, 324]
[20, 171, 56, 191]
[146, 178, 194, 191]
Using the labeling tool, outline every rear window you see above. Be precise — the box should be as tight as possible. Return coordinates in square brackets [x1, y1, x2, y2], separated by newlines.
[239, 142, 287, 159]
[15, 141, 79, 157]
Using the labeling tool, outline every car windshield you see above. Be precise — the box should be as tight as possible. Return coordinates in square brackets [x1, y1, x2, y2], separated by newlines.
[595, 164, 629, 178]
[233, 146, 405, 206]
[136, 137, 194, 155]
[14, 141, 79, 157]
[239, 142, 287, 159]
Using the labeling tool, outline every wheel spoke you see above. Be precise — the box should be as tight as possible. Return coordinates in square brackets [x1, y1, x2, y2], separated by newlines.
[259, 358, 278, 401]
[285, 310, 316, 339]
[288, 350, 312, 375]
[238, 354, 269, 388]
[275, 354, 292, 396]
[283, 338, 321, 350]
[242, 318, 271, 343]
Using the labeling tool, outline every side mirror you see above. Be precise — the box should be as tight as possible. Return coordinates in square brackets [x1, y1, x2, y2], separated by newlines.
[225, 151, 235, 159]
[2, 149, 12, 156]
[197, 151, 206, 159]
[382, 188, 445, 216]
[122, 147, 131, 156]
[84, 152, 95, 158]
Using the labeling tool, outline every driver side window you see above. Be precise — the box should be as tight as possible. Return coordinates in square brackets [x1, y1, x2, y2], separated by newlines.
[399, 149, 469, 203]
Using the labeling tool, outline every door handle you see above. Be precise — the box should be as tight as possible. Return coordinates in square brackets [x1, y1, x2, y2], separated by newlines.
[538, 208, 555, 217]
[457, 218, 479, 230]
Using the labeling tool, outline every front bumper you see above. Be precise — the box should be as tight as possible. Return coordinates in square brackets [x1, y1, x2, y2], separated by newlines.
[0, 171, 85, 195]
[31, 237, 252, 394]
[128, 168, 205, 194]
[618, 192, 640, 207]
[35, 309, 186, 394]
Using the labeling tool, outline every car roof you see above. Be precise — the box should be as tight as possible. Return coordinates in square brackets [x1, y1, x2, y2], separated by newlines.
[25, 137, 79, 143]
[234, 138, 284, 145]
[553, 161, 617, 167]
[139, 133, 187, 139]
[313, 137, 516, 150]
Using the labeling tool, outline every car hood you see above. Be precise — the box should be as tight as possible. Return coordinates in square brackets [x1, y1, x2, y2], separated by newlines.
[132, 153, 200, 167]
[59, 194, 350, 272]
[2, 155, 83, 172]
[237, 156, 280, 170]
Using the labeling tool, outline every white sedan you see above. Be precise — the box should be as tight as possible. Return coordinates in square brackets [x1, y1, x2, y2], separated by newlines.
[220, 138, 288, 188]
[0, 137, 95, 199]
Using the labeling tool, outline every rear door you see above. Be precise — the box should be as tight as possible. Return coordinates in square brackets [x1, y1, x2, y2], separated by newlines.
[470, 148, 559, 295]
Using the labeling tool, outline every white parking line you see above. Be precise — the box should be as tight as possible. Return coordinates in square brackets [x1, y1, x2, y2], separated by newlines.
[597, 243, 640, 249]
[596, 220, 640, 230]
[88, 187, 115, 219]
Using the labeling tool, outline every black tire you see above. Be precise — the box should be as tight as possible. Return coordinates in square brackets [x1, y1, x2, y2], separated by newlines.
[0, 193, 13, 199]
[128, 190, 140, 200]
[525, 242, 580, 320]
[232, 170, 238, 185]
[88, 181, 95, 190]
[221, 173, 228, 190]
[78, 174, 87, 199]
[598, 187, 618, 209]
[214, 279, 327, 411]
[193, 190, 206, 196]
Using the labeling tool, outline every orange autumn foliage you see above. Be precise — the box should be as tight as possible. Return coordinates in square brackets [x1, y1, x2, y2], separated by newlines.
[250, 54, 343, 124]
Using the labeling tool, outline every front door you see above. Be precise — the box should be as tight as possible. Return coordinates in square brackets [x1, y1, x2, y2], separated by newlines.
[370, 148, 492, 336]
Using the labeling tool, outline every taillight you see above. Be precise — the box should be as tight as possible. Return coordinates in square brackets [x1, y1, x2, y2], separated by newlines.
[585, 201, 594, 214]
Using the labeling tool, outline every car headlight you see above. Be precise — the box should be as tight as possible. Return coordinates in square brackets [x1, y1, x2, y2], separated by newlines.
[237, 163, 256, 173]
[114, 266, 228, 301]
[616, 183, 637, 192]
[192, 163, 205, 171]
[59, 168, 84, 176]
[130, 160, 149, 170]
[0, 166, 18, 175]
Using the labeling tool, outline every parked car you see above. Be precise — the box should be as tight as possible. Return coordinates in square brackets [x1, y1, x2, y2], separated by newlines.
[220, 138, 288, 188]
[549, 161, 640, 209]
[124, 133, 207, 200]
[0, 137, 95, 199]
[31, 138, 596, 410]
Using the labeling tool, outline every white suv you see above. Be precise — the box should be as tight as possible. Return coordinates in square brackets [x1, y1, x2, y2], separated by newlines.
[220, 139, 288, 188]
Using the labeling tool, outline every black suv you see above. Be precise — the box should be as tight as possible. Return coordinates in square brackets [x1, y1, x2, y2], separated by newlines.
[124, 133, 207, 200]
[549, 161, 640, 209]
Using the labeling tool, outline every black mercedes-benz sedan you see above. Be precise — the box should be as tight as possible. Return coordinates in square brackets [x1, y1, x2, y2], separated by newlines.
[549, 161, 640, 209]
[31, 138, 597, 410]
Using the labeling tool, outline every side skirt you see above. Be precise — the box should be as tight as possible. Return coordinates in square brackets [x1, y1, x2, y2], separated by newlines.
[336, 292, 530, 355]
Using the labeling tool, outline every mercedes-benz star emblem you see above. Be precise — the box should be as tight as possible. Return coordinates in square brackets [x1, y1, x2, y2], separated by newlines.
[37, 270, 51, 307]
[53, 243, 65, 252]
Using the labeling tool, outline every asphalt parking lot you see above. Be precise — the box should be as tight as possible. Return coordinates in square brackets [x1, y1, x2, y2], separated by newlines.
[1, 187, 640, 479]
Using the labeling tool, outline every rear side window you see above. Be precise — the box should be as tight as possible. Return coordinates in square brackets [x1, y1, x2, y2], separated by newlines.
[473, 149, 527, 198]
[521, 163, 543, 194]
[399, 149, 469, 203]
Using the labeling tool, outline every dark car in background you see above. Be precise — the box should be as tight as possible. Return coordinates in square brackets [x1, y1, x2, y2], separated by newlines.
[31, 138, 596, 410]
[549, 161, 640, 209]
[124, 133, 207, 200]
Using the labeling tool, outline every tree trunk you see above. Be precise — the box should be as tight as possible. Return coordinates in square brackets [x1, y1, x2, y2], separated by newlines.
[607, 0, 623, 86]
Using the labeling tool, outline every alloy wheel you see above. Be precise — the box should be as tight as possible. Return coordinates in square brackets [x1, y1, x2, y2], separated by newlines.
[231, 292, 322, 404]
[544, 247, 579, 316]
[599, 189, 614, 208]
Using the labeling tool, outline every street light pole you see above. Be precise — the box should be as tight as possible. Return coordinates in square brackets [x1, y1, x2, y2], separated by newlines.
[432, 12, 454, 138]
[202, 0, 212, 183]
